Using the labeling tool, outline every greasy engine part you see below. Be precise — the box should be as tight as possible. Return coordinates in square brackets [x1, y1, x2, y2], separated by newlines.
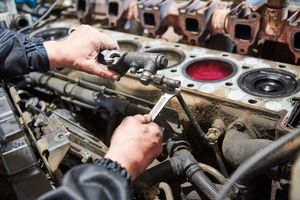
[32, 27, 69, 41]
[106, 0, 135, 27]
[12, 14, 33, 30]
[222, 118, 273, 167]
[291, 153, 300, 200]
[61, 28, 300, 135]
[219, 126, 300, 200]
[0, 0, 17, 28]
[287, 9, 300, 63]
[238, 68, 300, 98]
[29, 110, 108, 172]
[137, 138, 223, 200]
[99, 50, 181, 88]
[137, 0, 174, 36]
[0, 86, 52, 200]
[178, 0, 218, 44]
[225, 2, 261, 55]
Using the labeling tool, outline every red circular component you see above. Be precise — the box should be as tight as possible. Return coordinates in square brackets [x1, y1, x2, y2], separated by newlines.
[186, 60, 234, 81]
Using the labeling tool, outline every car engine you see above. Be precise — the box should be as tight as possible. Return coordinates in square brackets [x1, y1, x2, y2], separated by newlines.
[1, 0, 300, 199]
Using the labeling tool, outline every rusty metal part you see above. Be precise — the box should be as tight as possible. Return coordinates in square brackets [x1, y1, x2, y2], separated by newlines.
[287, 10, 300, 63]
[211, 2, 233, 34]
[106, 0, 134, 26]
[226, 2, 261, 54]
[178, 0, 217, 44]
[137, 0, 173, 36]
[205, 119, 226, 145]
[205, 119, 228, 177]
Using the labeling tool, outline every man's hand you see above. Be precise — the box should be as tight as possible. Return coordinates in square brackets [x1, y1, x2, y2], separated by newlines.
[105, 114, 163, 180]
[44, 25, 120, 80]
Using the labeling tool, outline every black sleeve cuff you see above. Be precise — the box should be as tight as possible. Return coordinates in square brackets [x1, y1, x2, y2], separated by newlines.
[95, 158, 132, 186]
[23, 34, 50, 73]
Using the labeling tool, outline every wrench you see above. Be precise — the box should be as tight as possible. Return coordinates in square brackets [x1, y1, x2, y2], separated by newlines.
[149, 88, 180, 121]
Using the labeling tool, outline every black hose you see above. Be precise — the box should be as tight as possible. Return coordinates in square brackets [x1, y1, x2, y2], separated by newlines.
[176, 94, 206, 139]
[170, 149, 219, 200]
[186, 164, 219, 200]
[217, 127, 300, 200]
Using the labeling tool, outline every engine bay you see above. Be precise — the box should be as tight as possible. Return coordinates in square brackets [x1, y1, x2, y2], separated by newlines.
[1, 0, 300, 199]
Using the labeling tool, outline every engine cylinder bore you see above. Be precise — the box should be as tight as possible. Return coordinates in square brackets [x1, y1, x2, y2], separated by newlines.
[238, 68, 299, 98]
[117, 40, 141, 52]
[32, 27, 69, 41]
[143, 48, 185, 68]
[183, 58, 237, 82]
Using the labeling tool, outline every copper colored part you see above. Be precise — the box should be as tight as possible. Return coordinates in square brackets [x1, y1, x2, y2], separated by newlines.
[178, 0, 213, 44]
[226, 3, 261, 54]
[287, 10, 300, 63]
[267, 0, 289, 9]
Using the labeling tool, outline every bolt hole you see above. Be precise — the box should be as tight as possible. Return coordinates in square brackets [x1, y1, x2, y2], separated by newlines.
[190, 55, 196, 58]
[187, 84, 194, 88]
[225, 82, 233, 86]
[242, 65, 250, 69]
[170, 69, 177, 73]
[248, 99, 257, 104]
[174, 44, 180, 48]
[134, 37, 139, 40]
[144, 46, 150, 49]
[222, 54, 229, 57]
[279, 64, 286, 68]
[240, 49, 245, 53]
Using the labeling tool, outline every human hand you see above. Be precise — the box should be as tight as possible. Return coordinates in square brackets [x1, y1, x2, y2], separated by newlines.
[105, 114, 163, 180]
[44, 25, 120, 80]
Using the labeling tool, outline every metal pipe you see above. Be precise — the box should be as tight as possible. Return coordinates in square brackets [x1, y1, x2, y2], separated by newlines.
[222, 125, 272, 167]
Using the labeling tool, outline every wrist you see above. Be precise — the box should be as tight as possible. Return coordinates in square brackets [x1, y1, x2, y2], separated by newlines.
[43, 41, 62, 69]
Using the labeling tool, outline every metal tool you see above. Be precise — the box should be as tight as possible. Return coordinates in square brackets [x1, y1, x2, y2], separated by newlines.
[149, 87, 180, 121]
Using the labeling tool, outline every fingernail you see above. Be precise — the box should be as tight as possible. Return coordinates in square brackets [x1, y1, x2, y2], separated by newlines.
[112, 74, 120, 81]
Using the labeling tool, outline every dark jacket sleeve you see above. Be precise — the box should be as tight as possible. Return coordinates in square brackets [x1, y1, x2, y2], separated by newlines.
[37, 158, 133, 200]
[0, 28, 50, 77]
